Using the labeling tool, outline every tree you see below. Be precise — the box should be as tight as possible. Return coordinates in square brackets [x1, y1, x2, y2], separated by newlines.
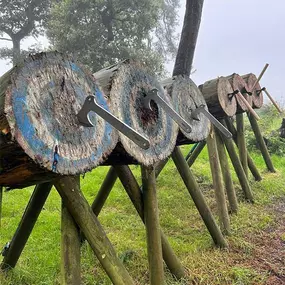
[0, 0, 51, 65]
[47, 0, 180, 74]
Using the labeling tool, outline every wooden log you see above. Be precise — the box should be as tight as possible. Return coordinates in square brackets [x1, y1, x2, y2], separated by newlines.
[236, 113, 249, 177]
[215, 128, 238, 214]
[141, 166, 164, 285]
[206, 128, 230, 235]
[1, 182, 53, 270]
[219, 122, 254, 202]
[54, 176, 134, 285]
[94, 60, 178, 166]
[242, 73, 263, 109]
[114, 165, 185, 280]
[226, 73, 252, 113]
[171, 147, 228, 248]
[61, 202, 81, 285]
[187, 141, 206, 167]
[199, 77, 237, 119]
[224, 118, 262, 181]
[162, 75, 210, 143]
[0, 52, 118, 189]
[247, 113, 276, 172]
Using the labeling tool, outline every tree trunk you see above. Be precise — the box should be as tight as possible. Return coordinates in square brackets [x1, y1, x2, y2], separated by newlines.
[173, 0, 204, 77]
[12, 38, 21, 66]
[199, 77, 237, 118]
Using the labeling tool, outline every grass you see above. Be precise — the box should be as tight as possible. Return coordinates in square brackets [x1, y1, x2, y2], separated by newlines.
[0, 108, 285, 284]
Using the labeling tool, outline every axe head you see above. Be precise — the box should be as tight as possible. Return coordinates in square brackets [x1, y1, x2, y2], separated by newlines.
[142, 89, 158, 110]
[191, 105, 204, 121]
[77, 96, 96, 127]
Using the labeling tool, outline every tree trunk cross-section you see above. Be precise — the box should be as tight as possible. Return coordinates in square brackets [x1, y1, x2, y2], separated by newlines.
[162, 75, 210, 143]
[199, 77, 237, 119]
[226, 73, 252, 112]
[242, 73, 264, 109]
[0, 52, 118, 188]
[94, 60, 178, 166]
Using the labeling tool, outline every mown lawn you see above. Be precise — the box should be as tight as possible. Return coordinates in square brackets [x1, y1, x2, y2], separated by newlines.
[0, 109, 285, 284]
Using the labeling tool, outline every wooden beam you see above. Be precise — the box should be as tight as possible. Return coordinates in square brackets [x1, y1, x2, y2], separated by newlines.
[114, 165, 185, 280]
[141, 166, 164, 285]
[1, 182, 53, 270]
[54, 177, 134, 285]
[171, 147, 228, 248]
[206, 129, 230, 235]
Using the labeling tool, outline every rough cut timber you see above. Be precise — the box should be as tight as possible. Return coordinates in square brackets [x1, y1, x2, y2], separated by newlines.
[226, 73, 252, 113]
[242, 73, 263, 109]
[94, 60, 179, 166]
[0, 52, 118, 188]
[199, 77, 237, 119]
[162, 75, 210, 143]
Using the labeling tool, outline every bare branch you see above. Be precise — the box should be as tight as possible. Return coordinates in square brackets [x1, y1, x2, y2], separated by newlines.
[0, 37, 12, 41]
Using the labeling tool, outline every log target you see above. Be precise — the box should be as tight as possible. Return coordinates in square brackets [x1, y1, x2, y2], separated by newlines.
[242, 73, 263, 109]
[0, 52, 117, 188]
[94, 61, 179, 166]
[226, 73, 252, 113]
[162, 75, 210, 142]
[199, 77, 237, 119]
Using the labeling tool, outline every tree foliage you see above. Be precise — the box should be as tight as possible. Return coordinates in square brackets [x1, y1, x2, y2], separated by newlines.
[0, 0, 50, 64]
[47, 0, 180, 74]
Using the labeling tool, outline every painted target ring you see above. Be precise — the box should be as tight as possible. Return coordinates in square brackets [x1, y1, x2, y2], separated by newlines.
[109, 62, 179, 166]
[4, 52, 118, 174]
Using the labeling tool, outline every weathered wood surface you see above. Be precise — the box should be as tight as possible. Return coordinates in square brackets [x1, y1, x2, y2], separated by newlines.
[226, 73, 252, 112]
[94, 60, 178, 166]
[199, 77, 237, 118]
[242, 73, 263, 109]
[0, 52, 118, 188]
[162, 75, 210, 142]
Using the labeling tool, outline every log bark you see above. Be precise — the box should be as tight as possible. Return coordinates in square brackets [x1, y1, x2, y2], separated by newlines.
[199, 77, 237, 118]
[94, 60, 178, 166]
[242, 73, 263, 109]
[226, 73, 252, 112]
[0, 52, 118, 189]
[162, 75, 210, 143]
[173, 0, 204, 77]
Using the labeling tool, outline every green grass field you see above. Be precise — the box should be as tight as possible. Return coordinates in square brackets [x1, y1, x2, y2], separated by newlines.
[0, 107, 285, 285]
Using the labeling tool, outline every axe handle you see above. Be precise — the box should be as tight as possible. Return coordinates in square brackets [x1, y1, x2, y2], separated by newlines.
[263, 89, 282, 114]
[236, 92, 260, 121]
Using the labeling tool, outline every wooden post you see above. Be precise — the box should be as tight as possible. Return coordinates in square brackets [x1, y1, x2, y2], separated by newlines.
[1, 182, 53, 270]
[206, 128, 230, 235]
[171, 147, 228, 248]
[215, 129, 238, 214]
[247, 113, 276, 172]
[141, 166, 164, 285]
[219, 123, 254, 202]
[236, 113, 249, 178]
[187, 141, 207, 167]
[224, 118, 262, 181]
[114, 165, 185, 280]
[55, 177, 134, 285]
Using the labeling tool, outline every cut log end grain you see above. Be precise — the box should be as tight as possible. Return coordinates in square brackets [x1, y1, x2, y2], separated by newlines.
[162, 75, 210, 142]
[199, 77, 237, 119]
[95, 61, 179, 166]
[0, 52, 118, 186]
[226, 73, 252, 112]
[242, 73, 264, 109]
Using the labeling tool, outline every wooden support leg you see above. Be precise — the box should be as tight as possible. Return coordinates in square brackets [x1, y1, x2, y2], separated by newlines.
[1, 182, 53, 270]
[236, 113, 249, 178]
[247, 113, 276, 172]
[187, 141, 207, 167]
[171, 147, 228, 248]
[61, 176, 81, 285]
[224, 118, 262, 181]
[215, 129, 238, 214]
[114, 165, 185, 280]
[54, 177, 134, 285]
[206, 129, 230, 235]
[141, 166, 165, 285]
[220, 122, 254, 202]
[0, 187, 2, 227]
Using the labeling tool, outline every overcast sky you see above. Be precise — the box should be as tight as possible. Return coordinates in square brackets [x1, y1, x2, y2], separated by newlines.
[0, 0, 284, 105]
